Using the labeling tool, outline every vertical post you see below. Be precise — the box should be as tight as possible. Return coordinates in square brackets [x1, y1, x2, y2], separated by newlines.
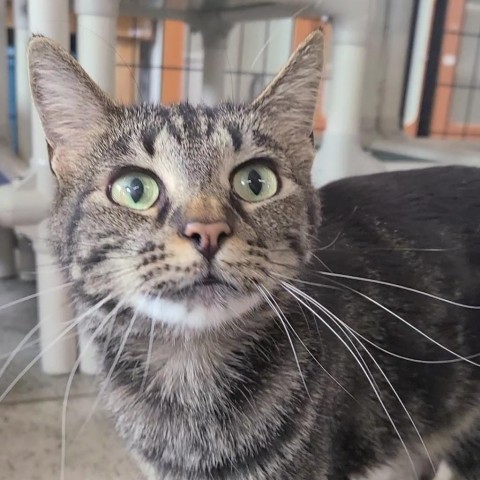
[0, 0, 9, 144]
[14, 0, 35, 282]
[28, 0, 77, 375]
[199, 21, 231, 104]
[14, 0, 31, 162]
[0, 0, 16, 280]
[312, 0, 384, 188]
[74, 0, 120, 97]
[74, 0, 120, 374]
[149, 20, 164, 104]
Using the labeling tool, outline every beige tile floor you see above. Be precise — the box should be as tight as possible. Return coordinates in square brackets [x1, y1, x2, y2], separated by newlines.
[0, 278, 140, 480]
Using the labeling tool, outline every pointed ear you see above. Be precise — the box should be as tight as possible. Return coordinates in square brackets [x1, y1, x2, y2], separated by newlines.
[252, 29, 323, 141]
[28, 36, 114, 152]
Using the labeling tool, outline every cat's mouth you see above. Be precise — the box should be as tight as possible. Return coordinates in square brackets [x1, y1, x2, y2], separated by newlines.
[163, 274, 240, 302]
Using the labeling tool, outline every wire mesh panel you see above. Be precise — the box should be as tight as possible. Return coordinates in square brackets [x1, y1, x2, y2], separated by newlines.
[113, 16, 328, 133]
[426, 0, 480, 138]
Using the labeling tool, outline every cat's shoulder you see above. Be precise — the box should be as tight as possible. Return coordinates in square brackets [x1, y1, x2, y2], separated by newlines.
[319, 166, 480, 208]
[317, 165, 480, 230]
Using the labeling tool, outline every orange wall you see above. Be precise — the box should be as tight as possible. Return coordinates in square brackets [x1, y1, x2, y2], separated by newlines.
[161, 20, 185, 104]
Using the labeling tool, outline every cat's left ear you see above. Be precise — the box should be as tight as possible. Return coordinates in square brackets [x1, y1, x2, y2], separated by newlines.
[28, 35, 113, 155]
[252, 29, 323, 141]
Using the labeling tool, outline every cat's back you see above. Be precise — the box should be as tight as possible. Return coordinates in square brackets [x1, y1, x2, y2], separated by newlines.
[319, 165, 480, 227]
[315, 165, 480, 306]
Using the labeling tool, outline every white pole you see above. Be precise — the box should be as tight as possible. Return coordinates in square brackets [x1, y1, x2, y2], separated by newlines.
[74, 0, 120, 374]
[28, 0, 77, 375]
[200, 22, 231, 104]
[403, 0, 436, 131]
[312, 0, 385, 188]
[0, 0, 16, 280]
[75, 0, 120, 97]
[149, 20, 164, 104]
[14, 0, 31, 162]
[14, 0, 36, 282]
[0, 0, 9, 144]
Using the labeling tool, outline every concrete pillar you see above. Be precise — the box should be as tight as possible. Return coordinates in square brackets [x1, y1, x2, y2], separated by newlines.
[74, 0, 120, 374]
[74, 0, 120, 97]
[28, 0, 77, 375]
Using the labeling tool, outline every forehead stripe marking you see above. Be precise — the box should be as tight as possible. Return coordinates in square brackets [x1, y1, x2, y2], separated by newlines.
[142, 127, 159, 157]
[227, 123, 243, 152]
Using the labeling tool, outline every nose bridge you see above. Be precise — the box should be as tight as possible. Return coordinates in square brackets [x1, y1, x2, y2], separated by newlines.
[184, 196, 228, 224]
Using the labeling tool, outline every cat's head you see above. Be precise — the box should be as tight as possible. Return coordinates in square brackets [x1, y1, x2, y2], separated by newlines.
[28, 31, 323, 331]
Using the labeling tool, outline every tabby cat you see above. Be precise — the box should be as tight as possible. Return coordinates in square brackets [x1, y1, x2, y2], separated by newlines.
[28, 31, 480, 479]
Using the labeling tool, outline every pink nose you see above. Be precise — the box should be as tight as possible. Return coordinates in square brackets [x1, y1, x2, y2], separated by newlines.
[183, 222, 232, 259]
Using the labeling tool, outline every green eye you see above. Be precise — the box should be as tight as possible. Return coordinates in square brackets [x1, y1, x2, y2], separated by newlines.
[232, 164, 279, 202]
[110, 172, 159, 210]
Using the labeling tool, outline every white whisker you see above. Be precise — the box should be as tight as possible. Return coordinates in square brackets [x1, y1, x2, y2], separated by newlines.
[76, 308, 139, 440]
[324, 277, 480, 368]
[281, 282, 419, 479]
[305, 293, 435, 475]
[257, 285, 311, 399]
[141, 318, 155, 392]
[0, 323, 41, 381]
[266, 288, 355, 400]
[0, 295, 113, 403]
[318, 271, 480, 309]
[0, 281, 74, 312]
[60, 300, 123, 480]
[279, 275, 480, 364]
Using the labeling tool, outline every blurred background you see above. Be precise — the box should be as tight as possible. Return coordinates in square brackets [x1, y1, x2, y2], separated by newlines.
[0, 0, 478, 479]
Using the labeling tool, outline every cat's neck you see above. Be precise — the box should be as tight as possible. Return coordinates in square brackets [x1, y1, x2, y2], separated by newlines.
[97, 299, 305, 402]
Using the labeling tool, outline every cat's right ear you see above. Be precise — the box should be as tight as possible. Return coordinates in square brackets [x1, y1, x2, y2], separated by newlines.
[28, 36, 113, 156]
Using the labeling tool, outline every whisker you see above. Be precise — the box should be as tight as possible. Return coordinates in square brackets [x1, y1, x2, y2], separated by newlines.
[341, 326, 480, 365]
[0, 323, 41, 381]
[0, 298, 78, 381]
[310, 253, 332, 272]
[266, 288, 355, 400]
[317, 271, 480, 309]
[305, 291, 435, 475]
[248, 2, 312, 70]
[281, 282, 419, 478]
[0, 281, 74, 312]
[141, 318, 155, 392]
[257, 285, 311, 399]
[76, 308, 139, 440]
[60, 300, 124, 480]
[275, 274, 480, 363]
[0, 295, 113, 403]
[0, 332, 79, 362]
[341, 322, 435, 474]
[323, 277, 480, 368]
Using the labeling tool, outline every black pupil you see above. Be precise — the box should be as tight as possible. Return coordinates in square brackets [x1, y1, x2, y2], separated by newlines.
[128, 177, 144, 203]
[248, 169, 263, 195]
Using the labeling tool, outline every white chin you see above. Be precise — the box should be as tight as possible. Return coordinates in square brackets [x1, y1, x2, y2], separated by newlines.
[131, 293, 262, 330]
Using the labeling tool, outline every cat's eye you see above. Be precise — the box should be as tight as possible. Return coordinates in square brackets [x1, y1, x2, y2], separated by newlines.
[110, 172, 160, 210]
[232, 163, 279, 203]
